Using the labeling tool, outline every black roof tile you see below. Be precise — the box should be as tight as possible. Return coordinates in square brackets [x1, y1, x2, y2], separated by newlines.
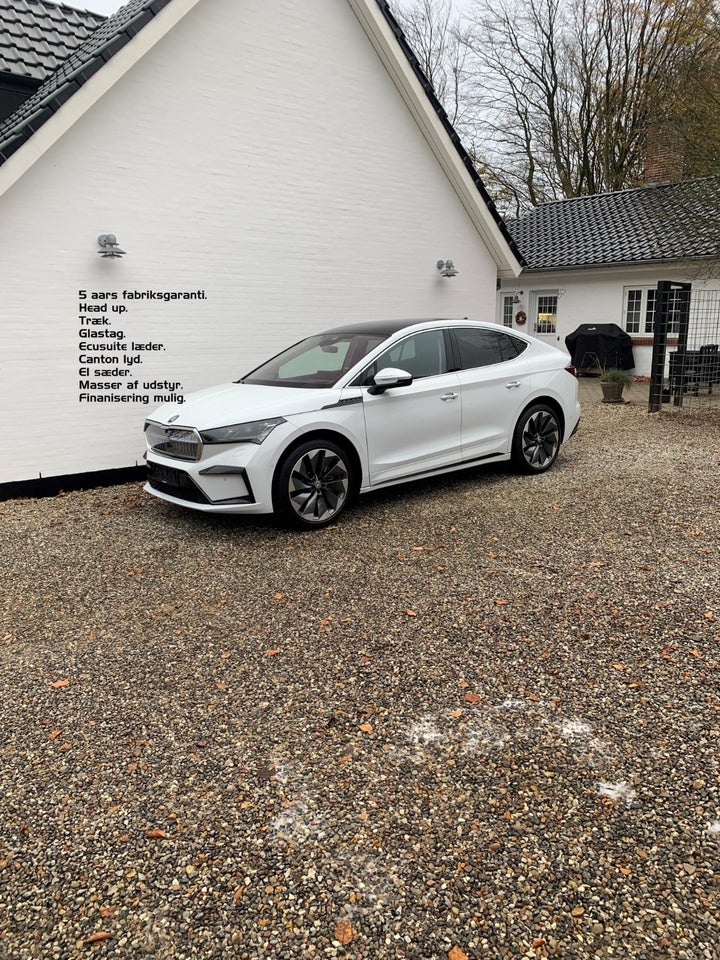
[509, 178, 720, 270]
[0, 0, 105, 82]
[0, 0, 173, 161]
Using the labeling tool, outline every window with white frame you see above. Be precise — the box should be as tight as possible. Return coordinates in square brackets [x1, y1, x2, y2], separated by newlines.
[502, 295, 514, 328]
[534, 293, 557, 334]
[624, 286, 684, 335]
[624, 287, 657, 334]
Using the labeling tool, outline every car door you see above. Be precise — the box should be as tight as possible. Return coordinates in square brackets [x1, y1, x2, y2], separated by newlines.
[356, 329, 462, 485]
[450, 327, 533, 461]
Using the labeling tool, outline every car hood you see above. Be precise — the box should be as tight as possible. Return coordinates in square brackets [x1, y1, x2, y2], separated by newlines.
[148, 382, 340, 430]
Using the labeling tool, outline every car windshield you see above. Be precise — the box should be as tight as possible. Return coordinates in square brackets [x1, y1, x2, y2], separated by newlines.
[241, 332, 388, 388]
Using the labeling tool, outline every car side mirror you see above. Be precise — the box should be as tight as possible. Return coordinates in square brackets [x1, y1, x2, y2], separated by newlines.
[367, 367, 413, 395]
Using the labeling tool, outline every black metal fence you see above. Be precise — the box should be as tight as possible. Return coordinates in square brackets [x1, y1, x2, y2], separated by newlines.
[649, 281, 720, 411]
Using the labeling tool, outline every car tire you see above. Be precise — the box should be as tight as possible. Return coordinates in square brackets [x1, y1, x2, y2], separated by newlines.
[273, 439, 354, 529]
[511, 404, 561, 474]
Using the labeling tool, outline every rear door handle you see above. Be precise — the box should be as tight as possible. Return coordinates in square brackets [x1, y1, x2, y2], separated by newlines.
[441, 392, 458, 401]
[505, 381, 521, 389]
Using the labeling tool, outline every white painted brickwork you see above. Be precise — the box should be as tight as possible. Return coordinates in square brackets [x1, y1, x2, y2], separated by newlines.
[0, 0, 511, 484]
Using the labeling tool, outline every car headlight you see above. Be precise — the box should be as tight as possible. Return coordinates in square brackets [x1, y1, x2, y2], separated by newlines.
[199, 417, 286, 445]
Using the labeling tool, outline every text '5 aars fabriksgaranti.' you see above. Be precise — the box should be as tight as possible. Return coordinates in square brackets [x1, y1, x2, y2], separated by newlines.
[77, 288, 207, 407]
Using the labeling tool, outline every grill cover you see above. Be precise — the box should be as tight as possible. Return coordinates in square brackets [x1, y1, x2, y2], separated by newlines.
[565, 323, 635, 371]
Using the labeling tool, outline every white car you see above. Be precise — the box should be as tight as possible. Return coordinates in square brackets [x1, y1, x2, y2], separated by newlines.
[143, 319, 580, 528]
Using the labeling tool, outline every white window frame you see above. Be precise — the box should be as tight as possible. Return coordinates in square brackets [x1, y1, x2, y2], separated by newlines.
[501, 295, 514, 328]
[623, 285, 684, 336]
[532, 291, 558, 335]
[623, 287, 658, 334]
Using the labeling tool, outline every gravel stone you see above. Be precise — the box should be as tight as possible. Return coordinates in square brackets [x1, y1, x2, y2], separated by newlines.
[1, 381, 719, 959]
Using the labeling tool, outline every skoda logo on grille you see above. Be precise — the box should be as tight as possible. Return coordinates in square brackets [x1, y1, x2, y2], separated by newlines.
[168, 414, 180, 423]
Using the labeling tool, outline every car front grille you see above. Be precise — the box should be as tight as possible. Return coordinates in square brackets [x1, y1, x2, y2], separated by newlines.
[144, 422, 202, 461]
[147, 462, 209, 504]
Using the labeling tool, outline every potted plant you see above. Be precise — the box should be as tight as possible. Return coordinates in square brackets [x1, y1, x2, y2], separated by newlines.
[600, 367, 633, 403]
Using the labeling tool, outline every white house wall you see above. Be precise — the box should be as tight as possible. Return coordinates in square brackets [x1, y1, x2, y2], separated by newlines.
[0, 0, 505, 486]
[499, 266, 720, 376]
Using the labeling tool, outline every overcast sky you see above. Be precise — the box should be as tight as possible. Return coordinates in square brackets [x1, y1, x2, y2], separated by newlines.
[66, 0, 475, 18]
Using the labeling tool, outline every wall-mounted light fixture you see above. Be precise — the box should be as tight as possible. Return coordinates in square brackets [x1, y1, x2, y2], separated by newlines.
[97, 234, 126, 258]
[436, 259, 458, 278]
[512, 290, 524, 304]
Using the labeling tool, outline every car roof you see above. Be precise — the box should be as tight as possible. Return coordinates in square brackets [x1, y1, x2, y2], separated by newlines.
[320, 318, 503, 337]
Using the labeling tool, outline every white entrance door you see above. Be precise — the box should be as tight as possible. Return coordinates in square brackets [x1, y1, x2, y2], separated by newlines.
[531, 291, 561, 348]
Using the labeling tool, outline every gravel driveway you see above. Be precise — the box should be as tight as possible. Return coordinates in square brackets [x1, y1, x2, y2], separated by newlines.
[1, 384, 719, 960]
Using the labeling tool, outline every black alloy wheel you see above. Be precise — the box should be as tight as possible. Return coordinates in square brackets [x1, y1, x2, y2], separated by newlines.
[511, 404, 561, 473]
[274, 439, 353, 528]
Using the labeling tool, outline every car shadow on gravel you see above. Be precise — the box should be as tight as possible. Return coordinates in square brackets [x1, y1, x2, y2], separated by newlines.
[141, 459, 526, 538]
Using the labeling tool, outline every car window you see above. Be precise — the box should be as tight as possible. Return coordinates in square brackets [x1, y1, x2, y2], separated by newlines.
[242, 333, 386, 388]
[355, 329, 448, 386]
[453, 328, 528, 369]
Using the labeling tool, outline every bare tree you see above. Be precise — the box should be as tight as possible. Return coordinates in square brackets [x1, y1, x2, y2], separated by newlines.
[466, 0, 720, 211]
[394, 0, 720, 214]
[392, 0, 474, 135]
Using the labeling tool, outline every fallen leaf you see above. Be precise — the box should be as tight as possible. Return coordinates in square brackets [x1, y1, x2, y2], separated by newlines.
[85, 932, 113, 945]
[706, 611, 715, 621]
[215, 680, 229, 691]
[51, 679, 70, 688]
[463, 692, 481, 704]
[448, 947, 469, 960]
[99, 907, 115, 919]
[48, 729, 61, 741]
[265, 649, 279, 657]
[459, 680, 470, 689]
[451, 709, 463, 718]
[145, 828, 168, 839]
[273, 592, 284, 601]
[359, 722, 373, 733]
[405, 609, 417, 617]
[220, 652, 231, 659]
[493, 599, 509, 606]
[334, 919, 354, 945]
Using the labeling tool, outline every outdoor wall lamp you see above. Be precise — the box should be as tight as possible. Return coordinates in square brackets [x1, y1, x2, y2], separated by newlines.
[513, 290, 524, 303]
[97, 233, 126, 258]
[436, 259, 458, 278]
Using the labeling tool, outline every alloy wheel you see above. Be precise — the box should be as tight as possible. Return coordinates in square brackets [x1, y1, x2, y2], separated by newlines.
[520, 409, 560, 470]
[287, 447, 350, 524]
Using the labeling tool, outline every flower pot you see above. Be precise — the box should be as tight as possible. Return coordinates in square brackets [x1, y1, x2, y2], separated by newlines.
[601, 381, 625, 403]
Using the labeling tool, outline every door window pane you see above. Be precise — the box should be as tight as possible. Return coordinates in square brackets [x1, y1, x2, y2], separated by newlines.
[357, 329, 447, 385]
[535, 295, 557, 334]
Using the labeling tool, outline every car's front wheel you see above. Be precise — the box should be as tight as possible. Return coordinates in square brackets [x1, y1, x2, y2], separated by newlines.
[511, 404, 561, 474]
[273, 439, 354, 529]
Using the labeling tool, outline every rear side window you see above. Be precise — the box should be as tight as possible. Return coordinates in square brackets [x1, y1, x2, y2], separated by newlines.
[453, 328, 528, 369]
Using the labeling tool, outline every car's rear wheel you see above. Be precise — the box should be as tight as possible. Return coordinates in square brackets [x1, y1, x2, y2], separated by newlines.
[273, 439, 354, 528]
[511, 404, 561, 473]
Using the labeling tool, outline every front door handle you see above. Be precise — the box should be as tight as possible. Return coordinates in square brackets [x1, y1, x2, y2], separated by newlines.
[441, 392, 458, 401]
[505, 381, 522, 389]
